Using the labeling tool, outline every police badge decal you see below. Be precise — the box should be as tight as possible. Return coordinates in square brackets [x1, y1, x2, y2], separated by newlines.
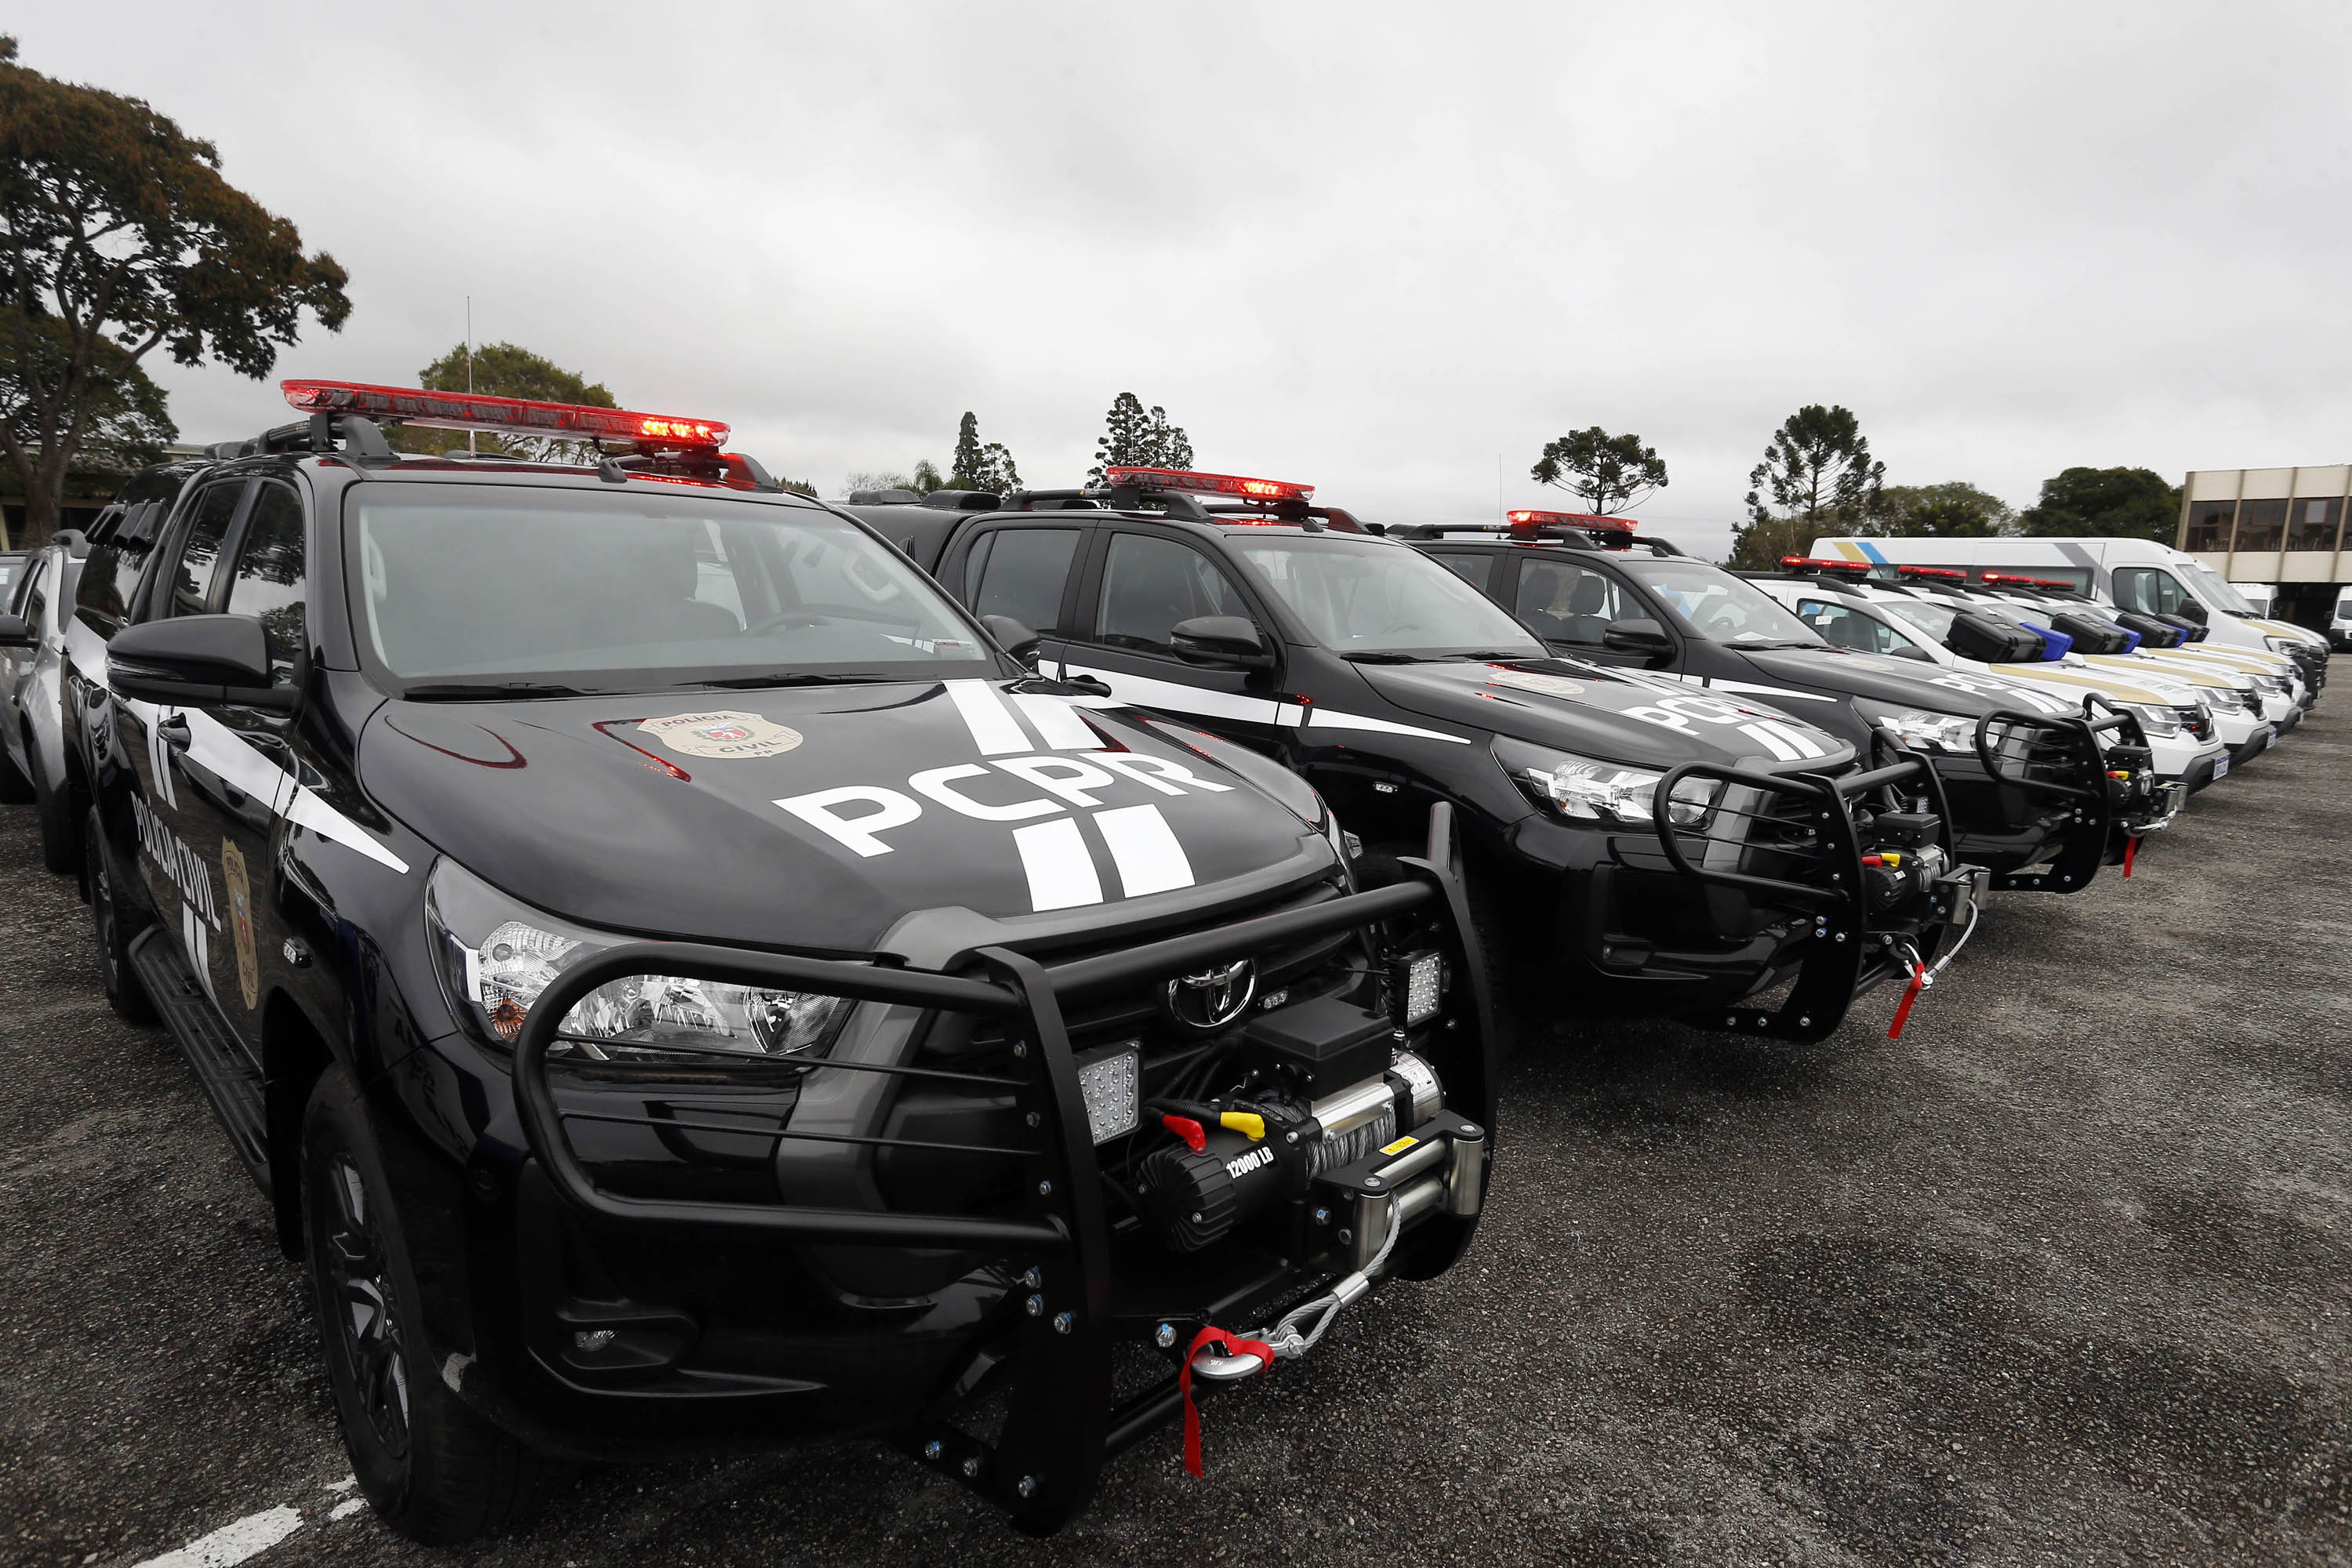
[638, 710, 805, 760]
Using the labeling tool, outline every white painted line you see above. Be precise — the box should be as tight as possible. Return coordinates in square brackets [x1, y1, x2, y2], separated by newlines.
[328, 1499, 367, 1522]
[132, 1505, 303, 1568]
[325, 1477, 355, 1494]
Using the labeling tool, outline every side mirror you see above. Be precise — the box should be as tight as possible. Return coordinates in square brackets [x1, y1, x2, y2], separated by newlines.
[0, 613, 31, 649]
[107, 614, 296, 711]
[2176, 598, 2209, 624]
[1887, 644, 1932, 661]
[980, 613, 1043, 667]
[1171, 615, 1273, 668]
[1600, 617, 1674, 658]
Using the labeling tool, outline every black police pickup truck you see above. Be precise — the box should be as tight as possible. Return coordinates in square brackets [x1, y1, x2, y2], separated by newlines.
[65, 383, 1494, 1542]
[850, 468, 1986, 1048]
[1403, 510, 2158, 895]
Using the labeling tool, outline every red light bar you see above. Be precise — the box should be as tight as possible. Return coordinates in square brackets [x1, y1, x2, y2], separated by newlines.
[2031, 577, 2083, 593]
[1897, 564, 1967, 581]
[282, 379, 728, 448]
[1980, 572, 2056, 587]
[1102, 466, 1313, 503]
[1506, 508, 1635, 534]
[1778, 556, 1872, 574]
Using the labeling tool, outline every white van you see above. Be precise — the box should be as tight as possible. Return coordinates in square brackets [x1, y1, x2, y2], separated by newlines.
[2334, 590, 2352, 653]
[1807, 535, 2327, 663]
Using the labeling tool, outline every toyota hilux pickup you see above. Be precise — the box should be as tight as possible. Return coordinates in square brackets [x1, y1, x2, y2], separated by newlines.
[1402, 512, 2158, 895]
[64, 384, 1496, 1544]
[849, 470, 1987, 1051]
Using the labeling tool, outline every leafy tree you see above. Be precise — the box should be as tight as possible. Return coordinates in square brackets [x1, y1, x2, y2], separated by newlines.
[1087, 392, 1193, 485]
[844, 470, 915, 496]
[0, 35, 349, 536]
[1530, 426, 1668, 514]
[949, 410, 1022, 494]
[1857, 481, 2015, 538]
[0, 313, 174, 486]
[385, 341, 615, 463]
[910, 459, 948, 496]
[2015, 466, 2180, 542]
[1732, 405, 1886, 568]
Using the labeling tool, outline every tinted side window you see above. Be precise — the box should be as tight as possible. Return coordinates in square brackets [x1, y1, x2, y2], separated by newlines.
[2113, 568, 2186, 616]
[222, 483, 307, 679]
[1515, 559, 1629, 645]
[969, 528, 1082, 636]
[27, 560, 51, 633]
[1432, 553, 1492, 591]
[1794, 597, 1899, 654]
[1092, 533, 1251, 653]
[76, 495, 172, 637]
[165, 482, 246, 618]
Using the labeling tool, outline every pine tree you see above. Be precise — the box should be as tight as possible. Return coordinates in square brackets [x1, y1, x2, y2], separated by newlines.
[1530, 427, 1668, 515]
[1732, 405, 1885, 568]
[949, 411, 1022, 494]
[1087, 393, 1193, 484]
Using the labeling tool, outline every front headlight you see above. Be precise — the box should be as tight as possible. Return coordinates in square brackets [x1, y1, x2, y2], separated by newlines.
[2263, 635, 2297, 654]
[2127, 702, 2182, 737]
[1862, 706, 1979, 753]
[2203, 686, 2247, 713]
[1494, 738, 1722, 827]
[424, 858, 855, 1058]
[2253, 674, 2292, 695]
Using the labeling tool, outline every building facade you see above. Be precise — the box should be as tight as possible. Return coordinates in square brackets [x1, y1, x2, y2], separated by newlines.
[2178, 466, 2349, 630]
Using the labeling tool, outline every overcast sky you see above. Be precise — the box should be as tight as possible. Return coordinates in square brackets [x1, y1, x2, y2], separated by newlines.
[25, 2, 2352, 558]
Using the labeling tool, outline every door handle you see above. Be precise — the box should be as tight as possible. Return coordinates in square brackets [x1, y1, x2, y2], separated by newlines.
[158, 714, 191, 751]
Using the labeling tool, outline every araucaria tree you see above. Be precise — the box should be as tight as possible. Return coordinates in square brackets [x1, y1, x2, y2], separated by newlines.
[1087, 393, 1192, 484]
[1733, 405, 1886, 568]
[0, 37, 350, 536]
[949, 411, 1022, 495]
[1530, 426, 1668, 515]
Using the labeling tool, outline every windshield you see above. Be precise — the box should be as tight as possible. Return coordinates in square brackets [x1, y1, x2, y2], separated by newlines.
[2178, 561, 2259, 616]
[1618, 560, 1825, 647]
[1876, 597, 1959, 641]
[1229, 534, 1543, 658]
[350, 486, 992, 691]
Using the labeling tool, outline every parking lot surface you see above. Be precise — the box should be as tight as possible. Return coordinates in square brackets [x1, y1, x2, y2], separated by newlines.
[3, 720, 2347, 1568]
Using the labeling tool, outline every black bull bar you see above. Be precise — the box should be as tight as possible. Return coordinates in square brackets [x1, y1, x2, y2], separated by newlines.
[1971, 704, 2141, 891]
[512, 806, 1494, 1533]
[1647, 749, 1973, 1043]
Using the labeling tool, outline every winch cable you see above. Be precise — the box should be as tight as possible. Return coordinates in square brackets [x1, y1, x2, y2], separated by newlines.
[1886, 909, 1977, 1040]
[1181, 1198, 1407, 1477]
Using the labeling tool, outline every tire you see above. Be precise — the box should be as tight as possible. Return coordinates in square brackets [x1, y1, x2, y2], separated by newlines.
[28, 741, 78, 875]
[301, 1066, 569, 1544]
[0, 738, 31, 804]
[86, 808, 156, 1025]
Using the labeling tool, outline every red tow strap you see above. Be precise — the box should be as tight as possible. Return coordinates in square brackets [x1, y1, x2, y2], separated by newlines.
[1180, 1327, 1272, 1476]
[1886, 962, 1927, 1040]
[2123, 836, 2138, 878]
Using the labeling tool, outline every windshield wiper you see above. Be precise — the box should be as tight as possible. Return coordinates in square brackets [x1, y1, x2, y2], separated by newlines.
[1339, 651, 1432, 663]
[689, 671, 903, 689]
[399, 681, 607, 702]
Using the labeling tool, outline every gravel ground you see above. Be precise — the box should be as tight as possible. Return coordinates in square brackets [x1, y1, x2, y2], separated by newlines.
[2, 717, 2347, 1568]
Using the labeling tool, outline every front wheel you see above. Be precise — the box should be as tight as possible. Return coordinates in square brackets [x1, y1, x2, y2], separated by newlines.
[301, 1067, 569, 1544]
[85, 808, 155, 1025]
[29, 742, 77, 875]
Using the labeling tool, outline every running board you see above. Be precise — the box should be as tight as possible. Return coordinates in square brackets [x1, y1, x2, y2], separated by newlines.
[127, 928, 271, 1196]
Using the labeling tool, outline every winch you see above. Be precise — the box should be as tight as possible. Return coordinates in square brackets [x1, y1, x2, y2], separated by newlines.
[1135, 1049, 1443, 1254]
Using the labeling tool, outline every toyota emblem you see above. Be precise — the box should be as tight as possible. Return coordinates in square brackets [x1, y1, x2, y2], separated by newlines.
[1163, 960, 1257, 1033]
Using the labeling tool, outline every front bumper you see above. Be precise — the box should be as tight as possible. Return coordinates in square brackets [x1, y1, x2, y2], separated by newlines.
[488, 818, 1494, 1533]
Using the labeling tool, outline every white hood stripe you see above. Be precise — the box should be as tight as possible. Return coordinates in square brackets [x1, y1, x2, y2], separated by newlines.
[1759, 719, 1827, 758]
[1014, 817, 1103, 910]
[946, 680, 1033, 755]
[1011, 691, 1102, 751]
[1740, 722, 1801, 761]
[1095, 803, 1195, 897]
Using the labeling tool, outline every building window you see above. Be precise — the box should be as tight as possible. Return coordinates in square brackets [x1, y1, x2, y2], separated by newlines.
[2184, 499, 2234, 553]
[2288, 495, 2342, 551]
[2233, 498, 2288, 553]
